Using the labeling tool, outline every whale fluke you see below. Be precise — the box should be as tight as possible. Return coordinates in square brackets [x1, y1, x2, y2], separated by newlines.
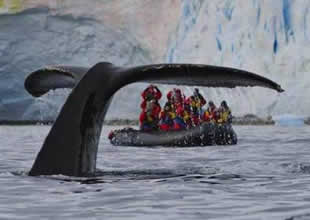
[26, 62, 284, 177]
[25, 64, 284, 97]
[24, 66, 89, 97]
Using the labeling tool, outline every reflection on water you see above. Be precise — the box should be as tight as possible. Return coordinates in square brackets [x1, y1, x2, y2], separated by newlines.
[0, 125, 310, 219]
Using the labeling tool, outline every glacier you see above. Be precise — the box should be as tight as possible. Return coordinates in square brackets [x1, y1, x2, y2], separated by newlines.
[0, 0, 309, 121]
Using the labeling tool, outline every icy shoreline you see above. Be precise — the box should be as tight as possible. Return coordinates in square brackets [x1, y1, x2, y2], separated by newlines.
[0, 114, 276, 126]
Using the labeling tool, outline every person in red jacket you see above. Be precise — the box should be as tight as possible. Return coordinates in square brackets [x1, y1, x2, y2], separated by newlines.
[141, 84, 162, 109]
[159, 102, 175, 131]
[172, 107, 187, 130]
[166, 88, 187, 130]
[166, 88, 184, 104]
[139, 99, 161, 131]
[139, 85, 162, 131]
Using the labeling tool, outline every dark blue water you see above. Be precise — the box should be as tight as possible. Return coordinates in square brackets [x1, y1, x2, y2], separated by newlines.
[0, 125, 310, 220]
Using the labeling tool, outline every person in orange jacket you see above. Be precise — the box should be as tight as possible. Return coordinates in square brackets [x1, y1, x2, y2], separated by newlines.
[203, 101, 217, 122]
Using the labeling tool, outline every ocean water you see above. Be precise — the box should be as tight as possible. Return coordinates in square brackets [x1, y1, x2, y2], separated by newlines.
[0, 125, 310, 220]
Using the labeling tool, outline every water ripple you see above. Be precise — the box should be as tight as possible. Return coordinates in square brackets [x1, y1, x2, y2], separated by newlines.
[0, 125, 310, 219]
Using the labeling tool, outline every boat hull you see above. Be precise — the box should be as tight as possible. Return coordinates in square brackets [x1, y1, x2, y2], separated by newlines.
[109, 123, 237, 147]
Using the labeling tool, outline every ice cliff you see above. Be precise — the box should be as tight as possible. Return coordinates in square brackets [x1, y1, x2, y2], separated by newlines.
[0, 0, 309, 121]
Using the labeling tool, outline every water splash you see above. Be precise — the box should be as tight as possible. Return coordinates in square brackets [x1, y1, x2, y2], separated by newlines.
[22, 89, 70, 121]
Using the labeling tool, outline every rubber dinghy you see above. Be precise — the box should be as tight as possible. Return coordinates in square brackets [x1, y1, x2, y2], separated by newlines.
[109, 123, 237, 147]
[25, 62, 283, 176]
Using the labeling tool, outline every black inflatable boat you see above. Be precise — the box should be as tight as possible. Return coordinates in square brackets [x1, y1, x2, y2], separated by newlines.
[109, 122, 237, 147]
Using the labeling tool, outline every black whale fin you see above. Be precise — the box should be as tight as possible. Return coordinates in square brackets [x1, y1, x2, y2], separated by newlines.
[25, 66, 89, 97]
[27, 62, 284, 177]
[122, 64, 284, 92]
[25, 63, 284, 97]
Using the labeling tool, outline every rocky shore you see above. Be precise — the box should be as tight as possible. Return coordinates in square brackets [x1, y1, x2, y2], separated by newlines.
[103, 114, 276, 126]
[232, 114, 275, 125]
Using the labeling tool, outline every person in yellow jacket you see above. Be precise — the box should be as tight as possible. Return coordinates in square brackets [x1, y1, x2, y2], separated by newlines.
[183, 100, 193, 128]
[187, 88, 207, 126]
[217, 100, 232, 124]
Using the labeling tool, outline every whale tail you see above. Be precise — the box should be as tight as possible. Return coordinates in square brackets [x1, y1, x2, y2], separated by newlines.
[26, 62, 284, 177]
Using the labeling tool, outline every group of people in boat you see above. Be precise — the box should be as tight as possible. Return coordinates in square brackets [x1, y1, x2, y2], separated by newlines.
[139, 85, 232, 132]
